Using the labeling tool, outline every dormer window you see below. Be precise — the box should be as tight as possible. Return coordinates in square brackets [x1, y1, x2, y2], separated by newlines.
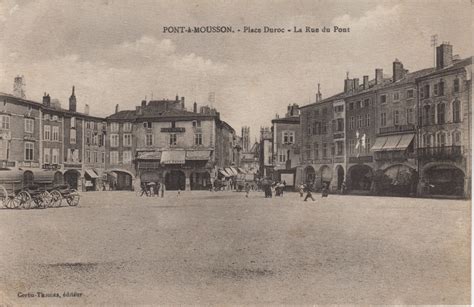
[192, 120, 201, 128]
[143, 122, 152, 129]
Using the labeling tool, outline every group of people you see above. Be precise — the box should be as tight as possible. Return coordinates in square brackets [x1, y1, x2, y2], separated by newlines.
[299, 182, 330, 201]
[138, 181, 165, 197]
[262, 180, 286, 198]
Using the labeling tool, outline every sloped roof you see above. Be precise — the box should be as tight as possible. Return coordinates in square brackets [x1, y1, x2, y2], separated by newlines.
[106, 110, 137, 120]
[271, 116, 300, 124]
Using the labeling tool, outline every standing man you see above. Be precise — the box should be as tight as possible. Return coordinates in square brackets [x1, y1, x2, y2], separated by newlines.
[304, 183, 315, 201]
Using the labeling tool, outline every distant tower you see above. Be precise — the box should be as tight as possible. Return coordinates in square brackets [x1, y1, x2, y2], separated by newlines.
[242, 126, 250, 152]
[69, 86, 77, 112]
[13, 75, 26, 98]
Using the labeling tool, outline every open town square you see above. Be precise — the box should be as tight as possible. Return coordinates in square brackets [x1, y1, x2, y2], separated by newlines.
[0, 190, 470, 305]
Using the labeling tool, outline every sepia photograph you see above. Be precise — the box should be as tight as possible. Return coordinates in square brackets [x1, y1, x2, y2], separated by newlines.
[0, 0, 472, 305]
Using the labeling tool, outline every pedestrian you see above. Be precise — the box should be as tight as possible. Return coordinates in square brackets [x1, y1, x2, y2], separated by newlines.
[299, 184, 305, 197]
[304, 184, 315, 201]
[341, 180, 346, 195]
[155, 182, 161, 197]
[160, 182, 165, 198]
[321, 183, 329, 198]
[245, 183, 250, 198]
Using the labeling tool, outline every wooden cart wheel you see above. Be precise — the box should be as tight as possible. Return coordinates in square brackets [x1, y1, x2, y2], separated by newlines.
[18, 191, 32, 209]
[50, 190, 62, 208]
[67, 189, 80, 206]
[39, 191, 52, 208]
[0, 185, 7, 209]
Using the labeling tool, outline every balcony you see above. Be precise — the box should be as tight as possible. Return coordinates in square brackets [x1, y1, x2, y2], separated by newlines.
[333, 132, 344, 139]
[418, 146, 463, 161]
[379, 124, 415, 135]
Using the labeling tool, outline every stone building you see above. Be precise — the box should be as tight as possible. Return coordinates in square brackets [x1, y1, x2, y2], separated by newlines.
[271, 104, 300, 189]
[416, 43, 472, 198]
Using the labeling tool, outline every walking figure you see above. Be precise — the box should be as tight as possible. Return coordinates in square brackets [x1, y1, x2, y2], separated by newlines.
[245, 183, 250, 198]
[321, 183, 329, 198]
[303, 184, 315, 201]
[299, 184, 305, 197]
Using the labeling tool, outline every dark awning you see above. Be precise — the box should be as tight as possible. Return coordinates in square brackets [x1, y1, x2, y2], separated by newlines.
[161, 150, 185, 164]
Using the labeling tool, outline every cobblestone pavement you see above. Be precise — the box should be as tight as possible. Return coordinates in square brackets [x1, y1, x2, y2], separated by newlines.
[0, 191, 470, 305]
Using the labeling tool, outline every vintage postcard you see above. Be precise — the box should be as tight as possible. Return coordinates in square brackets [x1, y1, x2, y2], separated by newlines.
[0, 0, 471, 305]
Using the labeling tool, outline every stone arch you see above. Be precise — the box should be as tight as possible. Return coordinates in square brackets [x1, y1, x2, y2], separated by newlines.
[165, 170, 186, 190]
[335, 165, 345, 190]
[422, 163, 465, 196]
[347, 164, 373, 191]
[304, 165, 316, 184]
[64, 169, 81, 190]
[190, 171, 211, 190]
[319, 165, 332, 188]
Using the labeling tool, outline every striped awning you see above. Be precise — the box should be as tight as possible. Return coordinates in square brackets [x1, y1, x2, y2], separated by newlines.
[160, 150, 185, 164]
[85, 169, 99, 179]
[137, 151, 162, 160]
[219, 169, 230, 177]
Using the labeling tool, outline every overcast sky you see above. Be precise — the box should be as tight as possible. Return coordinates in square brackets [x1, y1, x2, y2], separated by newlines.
[0, 0, 472, 141]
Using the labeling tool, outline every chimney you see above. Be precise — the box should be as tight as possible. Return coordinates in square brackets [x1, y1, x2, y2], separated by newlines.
[344, 78, 354, 93]
[363, 75, 369, 89]
[42, 93, 51, 107]
[436, 43, 453, 69]
[175, 94, 179, 102]
[353, 78, 359, 91]
[69, 86, 76, 112]
[392, 59, 406, 82]
[136, 106, 143, 115]
[84, 104, 89, 115]
[375, 69, 383, 85]
[193, 102, 197, 113]
[181, 96, 185, 109]
[141, 100, 146, 107]
[115, 104, 119, 114]
[315, 83, 322, 102]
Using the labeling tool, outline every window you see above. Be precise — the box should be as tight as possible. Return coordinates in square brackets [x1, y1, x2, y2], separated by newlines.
[52, 126, 59, 141]
[86, 131, 91, 145]
[406, 108, 414, 124]
[111, 122, 119, 132]
[86, 121, 91, 129]
[433, 84, 439, 96]
[349, 140, 356, 155]
[437, 103, 445, 124]
[423, 105, 431, 125]
[439, 80, 444, 96]
[407, 89, 414, 98]
[330, 143, 335, 156]
[357, 115, 362, 128]
[24, 118, 34, 133]
[453, 100, 461, 123]
[110, 134, 119, 147]
[381, 112, 387, 127]
[282, 131, 295, 144]
[307, 125, 312, 136]
[336, 118, 344, 131]
[52, 148, 59, 164]
[52, 115, 58, 121]
[356, 101, 361, 108]
[99, 134, 105, 147]
[93, 122, 98, 130]
[24, 142, 34, 161]
[423, 134, 432, 147]
[322, 143, 327, 158]
[44, 125, 51, 140]
[123, 134, 132, 147]
[423, 84, 430, 98]
[305, 145, 310, 160]
[123, 151, 132, 163]
[93, 134, 98, 145]
[350, 116, 355, 130]
[93, 151, 98, 163]
[364, 99, 370, 107]
[365, 137, 371, 154]
[365, 114, 370, 127]
[0, 115, 10, 129]
[192, 120, 202, 128]
[437, 132, 446, 147]
[349, 102, 354, 110]
[322, 122, 328, 134]
[278, 150, 286, 163]
[393, 110, 400, 125]
[101, 152, 106, 163]
[143, 122, 152, 129]
[171, 121, 176, 128]
[393, 92, 399, 101]
[86, 150, 91, 163]
[70, 129, 76, 144]
[145, 134, 153, 146]
[43, 148, 50, 164]
[71, 117, 76, 128]
[322, 108, 327, 115]
[452, 131, 461, 145]
[169, 133, 177, 146]
[110, 151, 119, 164]
[380, 95, 387, 104]
[123, 122, 132, 132]
[194, 133, 202, 145]
[334, 105, 344, 113]
[314, 143, 319, 159]
[454, 79, 460, 93]
[44, 114, 50, 120]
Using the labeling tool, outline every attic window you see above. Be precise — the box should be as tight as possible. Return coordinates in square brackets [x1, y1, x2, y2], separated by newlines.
[192, 120, 201, 128]
[144, 122, 152, 129]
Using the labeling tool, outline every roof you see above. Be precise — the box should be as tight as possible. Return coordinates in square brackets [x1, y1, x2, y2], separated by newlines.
[271, 116, 300, 124]
[416, 57, 472, 80]
[106, 110, 137, 121]
[378, 67, 435, 91]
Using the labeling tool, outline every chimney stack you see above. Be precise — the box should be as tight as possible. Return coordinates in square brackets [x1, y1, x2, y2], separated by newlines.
[141, 100, 146, 107]
[363, 75, 369, 89]
[344, 78, 354, 93]
[375, 69, 383, 85]
[353, 78, 359, 91]
[315, 83, 322, 102]
[84, 104, 89, 115]
[42, 92, 51, 107]
[136, 106, 143, 115]
[69, 86, 77, 112]
[115, 104, 119, 114]
[193, 102, 197, 113]
[392, 59, 406, 82]
[181, 96, 185, 109]
[436, 42, 453, 69]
